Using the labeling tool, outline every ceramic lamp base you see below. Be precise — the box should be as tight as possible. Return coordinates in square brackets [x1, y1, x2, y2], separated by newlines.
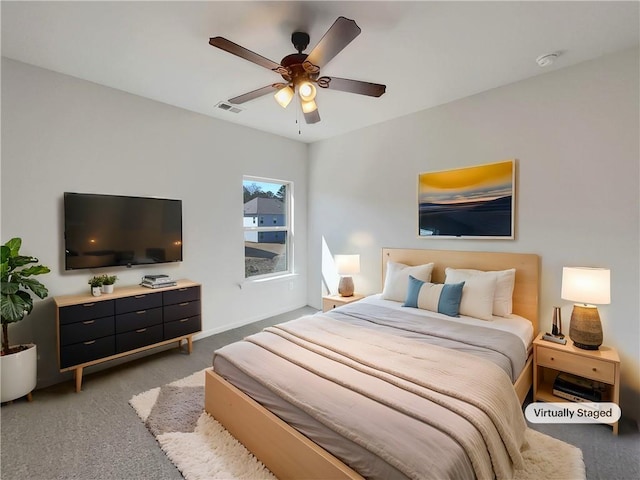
[338, 276, 354, 297]
[569, 304, 603, 350]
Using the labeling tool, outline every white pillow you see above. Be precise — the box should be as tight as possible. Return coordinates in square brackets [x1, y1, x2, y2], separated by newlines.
[382, 261, 434, 302]
[446, 268, 516, 317]
[444, 267, 497, 321]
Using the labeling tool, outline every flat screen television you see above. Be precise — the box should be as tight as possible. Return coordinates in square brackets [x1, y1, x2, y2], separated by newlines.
[64, 192, 183, 270]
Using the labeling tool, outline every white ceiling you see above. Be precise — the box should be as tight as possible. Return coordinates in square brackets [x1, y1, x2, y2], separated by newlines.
[2, 1, 638, 143]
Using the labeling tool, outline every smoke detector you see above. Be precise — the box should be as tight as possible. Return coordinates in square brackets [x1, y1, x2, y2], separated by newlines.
[536, 53, 558, 68]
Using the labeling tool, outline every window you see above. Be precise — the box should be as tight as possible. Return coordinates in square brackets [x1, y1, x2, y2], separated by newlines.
[243, 176, 292, 279]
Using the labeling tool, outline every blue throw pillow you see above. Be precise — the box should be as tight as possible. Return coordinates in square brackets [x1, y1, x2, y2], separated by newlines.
[402, 275, 464, 317]
[402, 275, 424, 308]
[437, 282, 465, 317]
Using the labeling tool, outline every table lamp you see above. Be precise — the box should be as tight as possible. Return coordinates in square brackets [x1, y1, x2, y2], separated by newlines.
[561, 266, 610, 350]
[335, 254, 360, 297]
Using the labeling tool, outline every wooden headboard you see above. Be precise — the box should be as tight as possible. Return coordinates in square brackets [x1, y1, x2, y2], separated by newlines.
[382, 248, 540, 334]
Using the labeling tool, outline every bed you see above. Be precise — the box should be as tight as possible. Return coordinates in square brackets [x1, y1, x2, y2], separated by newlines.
[205, 248, 540, 480]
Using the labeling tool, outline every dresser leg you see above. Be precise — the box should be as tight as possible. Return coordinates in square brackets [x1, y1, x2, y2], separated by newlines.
[187, 336, 193, 354]
[75, 367, 83, 392]
[27, 392, 33, 402]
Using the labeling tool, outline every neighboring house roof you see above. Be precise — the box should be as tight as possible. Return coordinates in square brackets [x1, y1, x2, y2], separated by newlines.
[244, 197, 284, 215]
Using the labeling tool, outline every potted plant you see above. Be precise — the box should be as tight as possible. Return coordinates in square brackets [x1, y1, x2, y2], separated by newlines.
[1, 237, 50, 403]
[88, 276, 103, 296]
[101, 274, 118, 294]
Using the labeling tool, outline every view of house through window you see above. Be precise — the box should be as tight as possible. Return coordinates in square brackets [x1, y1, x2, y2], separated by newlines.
[243, 177, 291, 278]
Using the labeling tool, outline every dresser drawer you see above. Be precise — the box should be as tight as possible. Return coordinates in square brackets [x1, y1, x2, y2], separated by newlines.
[163, 286, 200, 305]
[115, 324, 163, 353]
[164, 300, 201, 323]
[537, 346, 615, 383]
[59, 300, 115, 325]
[115, 307, 163, 333]
[60, 316, 115, 346]
[164, 315, 201, 339]
[60, 336, 115, 369]
[115, 292, 162, 314]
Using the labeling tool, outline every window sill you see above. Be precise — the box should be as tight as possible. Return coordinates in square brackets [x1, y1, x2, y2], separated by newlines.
[239, 273, 299, 289]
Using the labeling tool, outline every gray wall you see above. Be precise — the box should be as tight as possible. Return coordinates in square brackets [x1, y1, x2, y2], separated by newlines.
[1, 58, 309, 388]
[308, 48, 640, 420]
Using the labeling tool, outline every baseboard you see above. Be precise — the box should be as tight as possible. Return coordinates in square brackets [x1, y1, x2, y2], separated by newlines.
[194, 302, 312, 341]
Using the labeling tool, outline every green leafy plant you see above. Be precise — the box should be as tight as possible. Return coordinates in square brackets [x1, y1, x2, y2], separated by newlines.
[88, 276, 104, 288]
[1, 238, 50, 355]
[101, 275, 118, 286]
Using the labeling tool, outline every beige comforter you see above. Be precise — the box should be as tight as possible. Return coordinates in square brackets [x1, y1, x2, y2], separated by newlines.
[218, 314, 528, 479]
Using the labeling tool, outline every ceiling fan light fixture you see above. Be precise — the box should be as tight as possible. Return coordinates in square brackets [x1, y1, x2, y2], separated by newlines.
[274, 85, 294, 108]
[298, 81, 316, 102]
[301, 99, 318, 114]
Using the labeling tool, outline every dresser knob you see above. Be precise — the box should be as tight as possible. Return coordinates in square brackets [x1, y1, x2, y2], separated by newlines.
[593, 368, 597, 371]
[550, 357, 554, 361]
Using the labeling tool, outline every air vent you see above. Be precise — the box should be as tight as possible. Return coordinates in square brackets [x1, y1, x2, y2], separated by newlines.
[216, 101, 243, 114]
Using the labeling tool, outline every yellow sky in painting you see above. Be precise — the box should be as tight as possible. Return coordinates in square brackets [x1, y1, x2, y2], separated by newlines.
[419, 160, 514, 204]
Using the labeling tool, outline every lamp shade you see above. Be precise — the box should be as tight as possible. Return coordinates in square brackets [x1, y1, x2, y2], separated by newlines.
[274, 85, 294, 108]
[301, 99, 318, 113]
[335, 254, 360, 276]
[298, 81, 316, 102]
[561, 267, 610, 305]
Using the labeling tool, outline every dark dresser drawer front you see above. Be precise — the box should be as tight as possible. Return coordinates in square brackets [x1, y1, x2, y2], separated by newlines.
[60, 316, 115, 346]
[115, 293, 162, 315]
[60, 336, 115, 369]
[164, 300, 201, 323]
[164, 315, 201, 339]
[115, 307, 163, 333]
[59, 301, 115, 325]
[163, 286, 200, 305]
[115, 324, 163, 353]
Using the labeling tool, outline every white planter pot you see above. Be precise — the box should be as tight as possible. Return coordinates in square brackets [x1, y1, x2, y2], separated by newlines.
[1, 343, 37, 403]
[101, 284, 114, 294]
[91, 286, 102, 297]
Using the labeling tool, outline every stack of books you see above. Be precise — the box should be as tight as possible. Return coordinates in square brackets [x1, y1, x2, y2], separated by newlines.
[552, 373, 604, 402]
[141, 274, 177, 289]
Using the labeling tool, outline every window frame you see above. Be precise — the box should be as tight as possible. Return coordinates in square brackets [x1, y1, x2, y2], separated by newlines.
[242, 175, 293, 281]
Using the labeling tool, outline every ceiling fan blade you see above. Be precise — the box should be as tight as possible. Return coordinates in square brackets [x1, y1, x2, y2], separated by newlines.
[317, 76, 386, 97]
[304, 17, 361, 71]
[209, 36, 284, 73]
[229, 84, 283, 104]
[304, 108, 321, 124]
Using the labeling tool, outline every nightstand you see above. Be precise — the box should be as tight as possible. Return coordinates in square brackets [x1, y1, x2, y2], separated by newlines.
[533, 332, 621, 434]
[322, 294, 365, 312]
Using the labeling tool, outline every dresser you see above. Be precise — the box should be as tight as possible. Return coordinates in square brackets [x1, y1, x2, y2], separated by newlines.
[55, 280, 201, 392]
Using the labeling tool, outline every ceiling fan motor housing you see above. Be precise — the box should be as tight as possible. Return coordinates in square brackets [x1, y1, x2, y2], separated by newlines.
[280, 53, 318, 86]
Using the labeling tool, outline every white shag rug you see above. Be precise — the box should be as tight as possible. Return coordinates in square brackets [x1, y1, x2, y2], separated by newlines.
[130, 369, 585, 480]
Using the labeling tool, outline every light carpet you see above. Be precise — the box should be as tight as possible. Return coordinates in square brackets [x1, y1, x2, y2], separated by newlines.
[130, 369, 585, 480]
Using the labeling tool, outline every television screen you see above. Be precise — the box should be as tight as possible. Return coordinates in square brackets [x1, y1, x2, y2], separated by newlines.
[64, 192, 183, 270]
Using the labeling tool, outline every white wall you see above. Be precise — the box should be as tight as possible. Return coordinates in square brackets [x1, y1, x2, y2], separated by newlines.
[1, 58, 308, 388]
[308, 48, 640, 420]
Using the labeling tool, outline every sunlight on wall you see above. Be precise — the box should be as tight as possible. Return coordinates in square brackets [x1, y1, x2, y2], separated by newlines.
[321, 236, 339, 295]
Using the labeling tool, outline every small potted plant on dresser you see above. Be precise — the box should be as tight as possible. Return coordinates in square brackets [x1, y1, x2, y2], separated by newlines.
[88, 276, 103, 297]
[1, 237, 50, 403]
[100, 275, 118, 294]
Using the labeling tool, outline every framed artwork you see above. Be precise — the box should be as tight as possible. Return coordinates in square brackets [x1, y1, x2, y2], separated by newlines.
[418, 160, 515, 239]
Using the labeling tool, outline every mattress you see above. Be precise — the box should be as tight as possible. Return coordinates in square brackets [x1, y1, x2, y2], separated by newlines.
[213, 298, 531, 480]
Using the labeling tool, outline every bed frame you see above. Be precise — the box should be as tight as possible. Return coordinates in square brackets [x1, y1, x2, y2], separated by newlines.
[205, 248, 540, 480]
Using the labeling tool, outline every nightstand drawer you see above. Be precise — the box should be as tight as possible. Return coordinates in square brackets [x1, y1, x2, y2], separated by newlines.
[537, 346, 615, 383]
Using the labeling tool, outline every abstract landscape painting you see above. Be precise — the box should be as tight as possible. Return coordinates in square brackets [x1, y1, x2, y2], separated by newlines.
[418, 160, 515, 238]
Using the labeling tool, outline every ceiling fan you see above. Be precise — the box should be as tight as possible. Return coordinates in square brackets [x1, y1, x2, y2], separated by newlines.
[209, 16, 386, 124]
